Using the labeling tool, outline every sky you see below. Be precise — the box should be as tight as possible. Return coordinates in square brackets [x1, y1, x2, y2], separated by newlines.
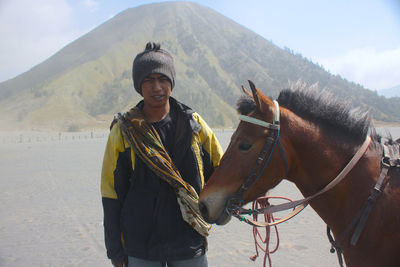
[1, 0, 400, 91]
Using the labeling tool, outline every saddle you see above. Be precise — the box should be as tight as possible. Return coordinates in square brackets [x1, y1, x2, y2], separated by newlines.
[383, 138, 400, 168]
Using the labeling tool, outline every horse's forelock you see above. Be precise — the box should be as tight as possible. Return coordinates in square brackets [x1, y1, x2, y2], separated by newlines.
[236, 95, 256, 115]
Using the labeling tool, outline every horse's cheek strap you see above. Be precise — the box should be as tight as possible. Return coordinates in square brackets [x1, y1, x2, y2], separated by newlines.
[241, 136, 275, 193]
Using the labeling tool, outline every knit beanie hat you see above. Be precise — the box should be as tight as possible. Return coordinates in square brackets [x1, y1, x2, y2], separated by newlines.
[132, 42, 176, 95]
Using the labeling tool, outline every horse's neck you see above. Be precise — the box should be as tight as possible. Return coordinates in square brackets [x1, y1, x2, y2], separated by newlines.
[282, 117, 376, 228]
[284, 119, 349, 194]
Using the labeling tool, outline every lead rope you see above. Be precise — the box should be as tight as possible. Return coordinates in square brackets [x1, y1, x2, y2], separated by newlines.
[249, 196, 279, 267]
[238, 195, 296, 267]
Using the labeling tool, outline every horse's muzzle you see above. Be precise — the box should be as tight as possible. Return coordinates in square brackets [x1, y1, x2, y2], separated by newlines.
[199, 200, 232, 225]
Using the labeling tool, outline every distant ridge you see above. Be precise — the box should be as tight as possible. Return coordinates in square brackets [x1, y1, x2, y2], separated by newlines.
[379, 85, 400, 98]
[0, 2, 399, 131]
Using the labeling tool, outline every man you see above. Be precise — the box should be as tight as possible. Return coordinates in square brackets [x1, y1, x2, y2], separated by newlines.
[101, 42, 223, 267]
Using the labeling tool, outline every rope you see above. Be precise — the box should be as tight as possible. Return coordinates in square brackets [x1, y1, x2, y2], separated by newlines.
[249, 196, 278, 267]
[240, 196, 294, 267]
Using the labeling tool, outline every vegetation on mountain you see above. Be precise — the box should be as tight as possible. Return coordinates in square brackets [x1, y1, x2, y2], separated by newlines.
[0, 2, 399, 131]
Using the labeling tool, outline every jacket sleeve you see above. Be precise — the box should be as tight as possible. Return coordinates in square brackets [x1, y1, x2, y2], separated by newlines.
[101, 122, 133, 262]
[192, 112, 223, 179]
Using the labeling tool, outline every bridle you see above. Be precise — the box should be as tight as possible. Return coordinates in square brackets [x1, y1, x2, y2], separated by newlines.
[226, 100, 288, 214]
[226, 99, 372, 227]
[223, 96, 375, 267]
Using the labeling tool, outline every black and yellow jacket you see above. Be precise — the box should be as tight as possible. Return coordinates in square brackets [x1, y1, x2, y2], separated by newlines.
[101, 98, 223, 263]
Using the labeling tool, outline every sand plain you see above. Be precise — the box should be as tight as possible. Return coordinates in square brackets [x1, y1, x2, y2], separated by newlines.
[0, 128, 398, 266]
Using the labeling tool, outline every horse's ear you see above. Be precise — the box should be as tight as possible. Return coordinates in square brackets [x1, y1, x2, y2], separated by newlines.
[248, 80, 261, 112]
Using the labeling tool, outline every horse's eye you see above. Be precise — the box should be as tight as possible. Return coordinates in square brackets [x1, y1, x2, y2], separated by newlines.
[238, 142, 252, 151]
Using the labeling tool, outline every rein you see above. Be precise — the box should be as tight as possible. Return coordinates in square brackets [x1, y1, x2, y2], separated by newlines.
[228, 99, 372, 226]
[233, 134, 372, 228]
[227, 98, 372, 267]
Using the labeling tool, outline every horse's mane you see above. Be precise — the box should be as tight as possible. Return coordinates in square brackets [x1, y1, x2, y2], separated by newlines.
[236, 83, 372, 142]
[277, 83, 371, 141]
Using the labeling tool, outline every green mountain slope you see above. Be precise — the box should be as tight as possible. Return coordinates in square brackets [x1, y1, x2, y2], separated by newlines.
[0, 2, 399, 131]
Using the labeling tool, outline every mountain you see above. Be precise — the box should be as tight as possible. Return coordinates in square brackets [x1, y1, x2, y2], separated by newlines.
[378, 85, 400, 98]
[1, 2, 399, 131]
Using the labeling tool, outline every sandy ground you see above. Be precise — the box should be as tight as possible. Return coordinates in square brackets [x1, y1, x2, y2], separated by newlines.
[0, 127, 399, 266]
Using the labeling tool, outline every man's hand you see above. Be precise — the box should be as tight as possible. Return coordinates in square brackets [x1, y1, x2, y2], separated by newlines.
[112, 257, 128, 267]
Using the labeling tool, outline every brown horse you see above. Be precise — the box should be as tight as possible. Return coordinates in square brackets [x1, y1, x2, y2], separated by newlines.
[199, 81, 400, 266]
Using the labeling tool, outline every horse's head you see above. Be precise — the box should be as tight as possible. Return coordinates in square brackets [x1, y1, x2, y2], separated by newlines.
[199, 81, 288, 225]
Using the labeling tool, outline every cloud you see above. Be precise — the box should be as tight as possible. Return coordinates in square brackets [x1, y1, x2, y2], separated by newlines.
[0, 0, 82, 82]
[81, 0, 99, 13]
[319, 47, 400, 91]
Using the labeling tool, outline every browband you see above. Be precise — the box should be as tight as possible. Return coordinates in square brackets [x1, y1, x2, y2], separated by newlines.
[239, 100, 280, 130]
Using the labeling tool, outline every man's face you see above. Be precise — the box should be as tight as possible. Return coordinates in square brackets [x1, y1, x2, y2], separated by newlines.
[141, 73, 172, 108]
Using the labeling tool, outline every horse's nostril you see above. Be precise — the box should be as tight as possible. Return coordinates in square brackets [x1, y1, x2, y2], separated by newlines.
[199, 201, 209, 220]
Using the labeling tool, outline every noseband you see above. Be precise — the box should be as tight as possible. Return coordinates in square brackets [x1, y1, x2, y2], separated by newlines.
[226, 100, 288, 213]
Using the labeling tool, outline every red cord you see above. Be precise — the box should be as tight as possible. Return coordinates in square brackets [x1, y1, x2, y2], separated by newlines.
[249, 196, 286, 267]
